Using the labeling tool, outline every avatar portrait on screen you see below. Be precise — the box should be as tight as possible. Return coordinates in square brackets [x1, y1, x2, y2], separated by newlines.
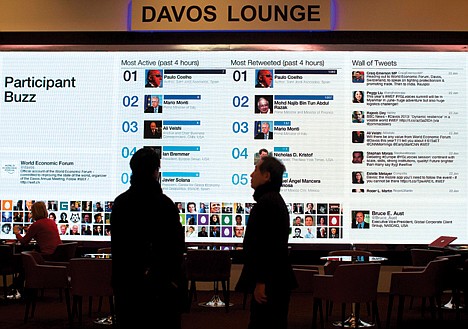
[293, 203, 304, 214]
[2, 200, 12, 210]
[329, 204, 341, 214]
[329, 215, 341, 226]
[94, 202, 104, 212]
[352, 130, 365, 143]
[255, 69, 274, 88]
[47, 212, 54, 222]
[13, 212, 23, 223]
[317, 216, 327, 226]
[254, 121, 273, 140]
[222, 202, 233, 213]
[352, 151, 364, 164]
[292, 227, 304, 238]
[176, 202, 185, 213]
[233, 225, 244, 238]
[352, 90, 364, 103]
[210, 202, 221, 213]
[186, 202, 197, 213]
[352, 71, 365, 83]
[82, 201, 92, 212]
[199, 202, 207, 213]
[67, 212, 77, 223]
[317, 203, 328, 214]
[144, 120, 162, 139]
[254, 148, 269, 165]
[221, 214, 233, 225]
[145, 95, 163, 113]
[329, 227, 340, 238]
[186, 214, 196, 225]
[352, 171, 365, 184]
[255, 95, 273, 114]
[304, 215, 314, 226]
[304, 228, 314, 238]
[59, 212, 69, 223]
[317, 227, 327, 238]
[351, 210, 370, 228]
[48, 200, 58, 211]
[198, 226, 208, 237]
[13, 200, 23, 211]
[234, 203, 244, 214]
[145, 69, 163, 88]
[293, 215, 303, 226]
[1, 223, 11, 234]
[2, 211, 12, 222]
[305, 203, 316, 214]
[235, 214, 243, 225]
[70, 201, 81, 211]
[352, 110, 365, 123]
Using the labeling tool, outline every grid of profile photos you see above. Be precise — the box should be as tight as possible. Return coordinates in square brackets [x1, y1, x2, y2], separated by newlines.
[177, 201, 249, 239]
[0, 199, 113, 237]
[178, 201, 343, 240]
[1, 199, 344, 241]
[289, 202, 343, 239]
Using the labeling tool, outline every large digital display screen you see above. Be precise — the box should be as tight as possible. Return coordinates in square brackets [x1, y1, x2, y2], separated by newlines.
[0, 42, 466, 245]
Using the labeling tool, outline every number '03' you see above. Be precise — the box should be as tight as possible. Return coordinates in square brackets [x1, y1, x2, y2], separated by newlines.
[232, 122, 248, 133]
[122, 121, 138, 133]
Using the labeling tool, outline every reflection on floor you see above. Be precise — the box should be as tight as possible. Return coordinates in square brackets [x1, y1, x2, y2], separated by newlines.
[0, 290, 466, 329]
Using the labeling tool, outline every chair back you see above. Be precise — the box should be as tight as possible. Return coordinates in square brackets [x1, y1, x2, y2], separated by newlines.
[69, 258, 113, 297]
[0, 245, 17, 299]
[420, 257, 450, 294]
[0, 245, 15, 272]
[97, 247, 112, 254]
[435, 253, 462, 268]
[46, 242, 78, 262]
[185, 249, 231, 282]
[390, 257, 449, 296]
[21, 251, 71, 323]
[463, 258, 468, 297]
[21, 251, 69, 289]
[410, 248, 444, 266]
[292, 265, 319, 293]
[435, 253, 462, 288]
[330, 262, 381, 303]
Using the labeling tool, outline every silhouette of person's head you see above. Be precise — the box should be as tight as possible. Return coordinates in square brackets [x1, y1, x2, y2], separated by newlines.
[130, 147, 161, 184]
